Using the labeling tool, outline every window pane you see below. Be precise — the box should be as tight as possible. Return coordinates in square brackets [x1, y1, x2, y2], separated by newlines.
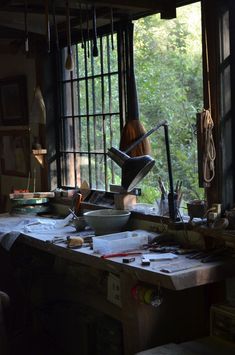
[61, 153, 75, 187]
[134, 1, 203, 204]
[73, 81, 79, 116]
[63, 117, 74, 151]
[94, 78, 102, 114]
[62, 82, 72, 116]
[75, 153, 89, 186]
[91, 153, 106, 190]
[110, 34, 118, 72]
[222, 10, 230, 61]
[77, 45, 85, 78]
[79, 80, 87, 115]
[89, 115, 104, 152]
[79, 117, 88, 152]
[110, 75, 119, 113]
[59, 30, 123, 190]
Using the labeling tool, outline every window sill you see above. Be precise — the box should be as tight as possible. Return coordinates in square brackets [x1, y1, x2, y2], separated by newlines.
[51, 196, 235, 246]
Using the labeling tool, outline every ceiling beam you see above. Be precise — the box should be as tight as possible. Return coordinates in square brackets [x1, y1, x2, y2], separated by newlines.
[81, 0, 163, 11]
[0, 4, 82, 17]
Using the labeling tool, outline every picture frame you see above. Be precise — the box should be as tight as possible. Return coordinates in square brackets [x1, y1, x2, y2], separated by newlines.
[0, 129, 30, 177]
[0, 76, 28, 125]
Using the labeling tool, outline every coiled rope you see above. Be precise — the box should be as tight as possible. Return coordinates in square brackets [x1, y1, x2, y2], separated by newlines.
[201, 109, 216, 183]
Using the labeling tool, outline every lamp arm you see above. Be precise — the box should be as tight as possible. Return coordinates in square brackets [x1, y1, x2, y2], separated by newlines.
[124, 120, 168, 154]
[163, 124, 177, 220]
[124, 119, 177, 220]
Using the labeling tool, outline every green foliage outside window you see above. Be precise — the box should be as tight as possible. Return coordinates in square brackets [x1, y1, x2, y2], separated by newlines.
[134, 2, 204, 206]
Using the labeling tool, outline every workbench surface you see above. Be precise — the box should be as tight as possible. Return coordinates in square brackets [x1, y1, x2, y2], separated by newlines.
[0, 214, 234, 291]
[1, 214, 233, 355]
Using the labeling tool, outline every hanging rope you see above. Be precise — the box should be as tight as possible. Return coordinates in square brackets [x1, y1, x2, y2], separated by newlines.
[200, 6, 216, 186]
[201, 109, 216, 183]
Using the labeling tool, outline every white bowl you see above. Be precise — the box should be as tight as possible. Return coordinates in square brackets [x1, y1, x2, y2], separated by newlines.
[83, 209, 131, 235]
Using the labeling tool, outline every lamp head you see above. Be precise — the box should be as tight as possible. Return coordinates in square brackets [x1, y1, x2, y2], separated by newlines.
[107, 147, 155, 192]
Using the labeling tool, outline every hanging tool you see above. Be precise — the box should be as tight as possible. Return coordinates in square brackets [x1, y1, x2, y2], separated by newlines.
[119, 24, 151, 157]
[79, 2, 84, 49]
[65, 0, 74, 70]
[110, 7, 114, 50]
[24, 0, 29, 53]
[201, 109, 216, 184]
[92, 6, 98, 57]
[52, 0, 59, 51]
[197, 10, 216, 187]
[45, 0, 50, 53]
[86, 3, 90, 58]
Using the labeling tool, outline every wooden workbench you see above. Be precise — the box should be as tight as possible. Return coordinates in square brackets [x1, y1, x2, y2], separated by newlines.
[18, 232, 235, 291]
[0, 214, 234, 355]
[10, 231, 233, 355]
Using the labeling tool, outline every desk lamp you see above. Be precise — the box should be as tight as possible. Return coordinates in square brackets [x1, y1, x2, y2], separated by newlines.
[107, 120, 177, 220]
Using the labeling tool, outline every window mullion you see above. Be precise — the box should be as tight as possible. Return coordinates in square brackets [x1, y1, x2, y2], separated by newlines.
[84, 39, 92, 188]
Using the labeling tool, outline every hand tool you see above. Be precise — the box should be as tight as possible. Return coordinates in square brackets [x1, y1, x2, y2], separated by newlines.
[53, 0, 59, 51]
[46, 236, 67, 244]
[101, 251, 142, 259]
[68, 208, 79, 220]
[65, 0, 73, 70]
[79, 2, 84, 48]
[110, 7, 114, 50]
[92, 6, 98, 56]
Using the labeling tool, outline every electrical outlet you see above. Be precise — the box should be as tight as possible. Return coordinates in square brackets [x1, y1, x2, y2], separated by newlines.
[107, 273, 122, 307]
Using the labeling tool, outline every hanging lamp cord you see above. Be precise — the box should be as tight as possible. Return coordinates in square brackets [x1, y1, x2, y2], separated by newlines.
[201, 109, 216, 183]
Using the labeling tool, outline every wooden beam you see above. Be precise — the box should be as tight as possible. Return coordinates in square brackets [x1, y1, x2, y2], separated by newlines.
[57, 7, 109, 32]
[0, 4, 81, 17]
[74, 0, 163, 11]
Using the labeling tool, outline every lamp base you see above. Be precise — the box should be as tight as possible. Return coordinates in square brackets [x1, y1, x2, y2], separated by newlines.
[168, 192, 178, 221]
[114, 193, 137, 210]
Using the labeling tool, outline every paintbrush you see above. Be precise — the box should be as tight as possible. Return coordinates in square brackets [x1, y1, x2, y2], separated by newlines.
[119, 24, 150, 157]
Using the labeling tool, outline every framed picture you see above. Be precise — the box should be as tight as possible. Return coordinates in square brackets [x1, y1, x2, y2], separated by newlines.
[0, 129, 30, 177]
[0, 76, 28, 125]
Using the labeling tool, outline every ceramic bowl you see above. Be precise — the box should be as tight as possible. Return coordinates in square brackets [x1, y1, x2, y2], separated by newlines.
[83, 209, 131, 235]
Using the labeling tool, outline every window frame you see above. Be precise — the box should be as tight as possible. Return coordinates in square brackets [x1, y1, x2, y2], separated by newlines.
[49, 1, 234, 215]
[56, 25, 130, 191]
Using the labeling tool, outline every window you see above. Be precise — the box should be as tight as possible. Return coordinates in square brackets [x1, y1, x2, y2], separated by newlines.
[58, 30, 127, 190]
[134, 1, 204, 206]
[54, 1, 231, 214]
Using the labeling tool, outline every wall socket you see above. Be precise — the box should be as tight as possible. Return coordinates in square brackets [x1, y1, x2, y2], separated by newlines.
[107, 273, 122, 307]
